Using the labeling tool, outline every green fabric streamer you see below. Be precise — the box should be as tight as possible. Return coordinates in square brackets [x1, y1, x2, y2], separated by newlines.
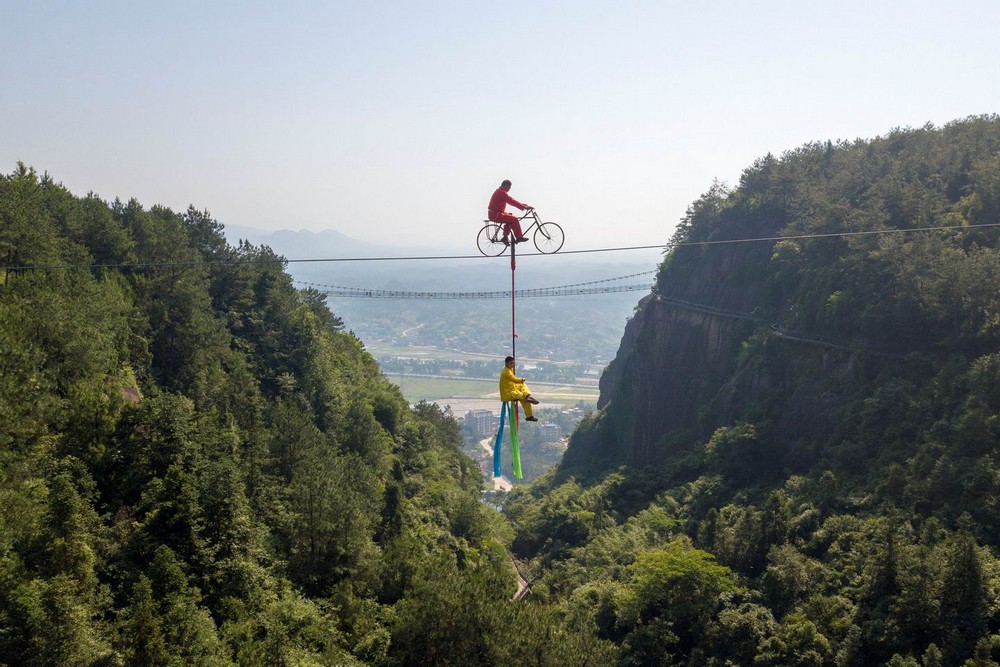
[508, 402, 523, 479]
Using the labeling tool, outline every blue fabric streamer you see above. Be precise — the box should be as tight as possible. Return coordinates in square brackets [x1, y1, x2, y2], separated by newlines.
[493, 401, 507, 477]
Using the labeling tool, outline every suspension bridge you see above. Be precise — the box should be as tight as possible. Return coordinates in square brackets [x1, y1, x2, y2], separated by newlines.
[295, 270, 656, 300]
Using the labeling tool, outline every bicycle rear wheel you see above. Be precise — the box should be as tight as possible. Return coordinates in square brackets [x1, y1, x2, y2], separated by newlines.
[477, 223, 508, 256]
[533, 222, 564, 254]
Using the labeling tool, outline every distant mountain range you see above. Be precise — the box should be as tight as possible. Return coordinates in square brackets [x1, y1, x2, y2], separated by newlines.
[222, 224, 418, 259]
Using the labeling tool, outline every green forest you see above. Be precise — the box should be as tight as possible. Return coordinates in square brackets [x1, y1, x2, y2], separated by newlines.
[0, 167, 609, 666]
[4, 113, 1000, 666]
[506, 115, 1000, 666]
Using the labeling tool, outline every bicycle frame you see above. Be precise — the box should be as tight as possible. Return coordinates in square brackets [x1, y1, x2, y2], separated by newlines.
[515, 208, 543, 236]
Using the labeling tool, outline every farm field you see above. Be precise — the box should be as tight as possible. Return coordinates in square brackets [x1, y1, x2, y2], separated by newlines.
[368, 342, 601, 371]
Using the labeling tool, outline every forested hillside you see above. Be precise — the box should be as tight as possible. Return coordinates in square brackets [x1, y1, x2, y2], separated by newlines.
[0, 165, 613, 666]
[506, 116, 1000, 666]
[8, 114, 1000, 667]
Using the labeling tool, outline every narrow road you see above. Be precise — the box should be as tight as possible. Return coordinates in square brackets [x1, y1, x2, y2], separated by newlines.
[400, 323, 425, 337]
[479, 437, 512, 491]
[511, 558, 530, 601]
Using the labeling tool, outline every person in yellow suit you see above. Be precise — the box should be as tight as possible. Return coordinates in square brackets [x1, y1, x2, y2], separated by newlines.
[500, 356, 540, 421]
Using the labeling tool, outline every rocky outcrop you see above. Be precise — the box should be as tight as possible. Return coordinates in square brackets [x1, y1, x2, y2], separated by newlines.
[600, 296, 761, 460]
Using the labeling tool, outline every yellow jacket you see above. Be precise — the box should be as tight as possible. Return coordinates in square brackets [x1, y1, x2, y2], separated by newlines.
[499, 365, 531, 402]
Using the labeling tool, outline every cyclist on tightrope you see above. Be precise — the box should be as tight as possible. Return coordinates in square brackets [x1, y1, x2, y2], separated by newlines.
[488, 179, 532, 244]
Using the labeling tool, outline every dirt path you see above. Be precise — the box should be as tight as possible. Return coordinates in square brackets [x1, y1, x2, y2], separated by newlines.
[511, 558, 531, 601]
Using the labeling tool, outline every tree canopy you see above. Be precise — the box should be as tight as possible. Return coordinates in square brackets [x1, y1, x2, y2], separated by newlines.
[509, 115, 1000, 666]
[0, 164, 612, 665]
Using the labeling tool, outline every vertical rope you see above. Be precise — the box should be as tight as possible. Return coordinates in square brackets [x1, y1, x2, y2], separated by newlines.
[510, 242, 516, 359]
[510, 242, 518, 423]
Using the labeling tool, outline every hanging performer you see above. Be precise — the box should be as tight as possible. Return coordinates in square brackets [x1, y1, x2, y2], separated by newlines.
[499, 356, 540, 421]
[488, 179, 532, 244]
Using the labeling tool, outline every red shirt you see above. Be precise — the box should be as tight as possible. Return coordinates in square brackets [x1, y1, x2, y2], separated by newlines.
[488, 187, 526, 218]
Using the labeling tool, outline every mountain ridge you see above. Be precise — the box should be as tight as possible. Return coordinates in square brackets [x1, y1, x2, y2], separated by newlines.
[507, 115, 1000, 666]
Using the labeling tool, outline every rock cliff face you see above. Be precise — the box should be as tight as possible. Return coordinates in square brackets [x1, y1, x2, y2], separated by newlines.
[594, 279, 853, 471]
[568, 194, 849, 474]
[561, 118, 1000, 480]
[591, 221, 787, 464]
[598, 292, 751, 461]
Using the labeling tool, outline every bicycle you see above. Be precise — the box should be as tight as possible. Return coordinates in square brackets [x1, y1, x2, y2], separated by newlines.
[476, 208, 565, 256]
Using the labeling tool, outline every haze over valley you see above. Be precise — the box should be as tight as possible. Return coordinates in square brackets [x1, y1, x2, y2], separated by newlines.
[223, 223, 661, 394]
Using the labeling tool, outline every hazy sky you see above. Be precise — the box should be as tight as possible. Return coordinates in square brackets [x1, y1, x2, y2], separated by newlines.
[3, 1, 999, 252]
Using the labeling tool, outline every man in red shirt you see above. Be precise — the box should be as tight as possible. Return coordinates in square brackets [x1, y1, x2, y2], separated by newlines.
[488, 179, 531, 243]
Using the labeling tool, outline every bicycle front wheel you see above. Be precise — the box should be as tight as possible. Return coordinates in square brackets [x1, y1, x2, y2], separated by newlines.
[477, 223, 508, 256]
[533, 222, 564, 254]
